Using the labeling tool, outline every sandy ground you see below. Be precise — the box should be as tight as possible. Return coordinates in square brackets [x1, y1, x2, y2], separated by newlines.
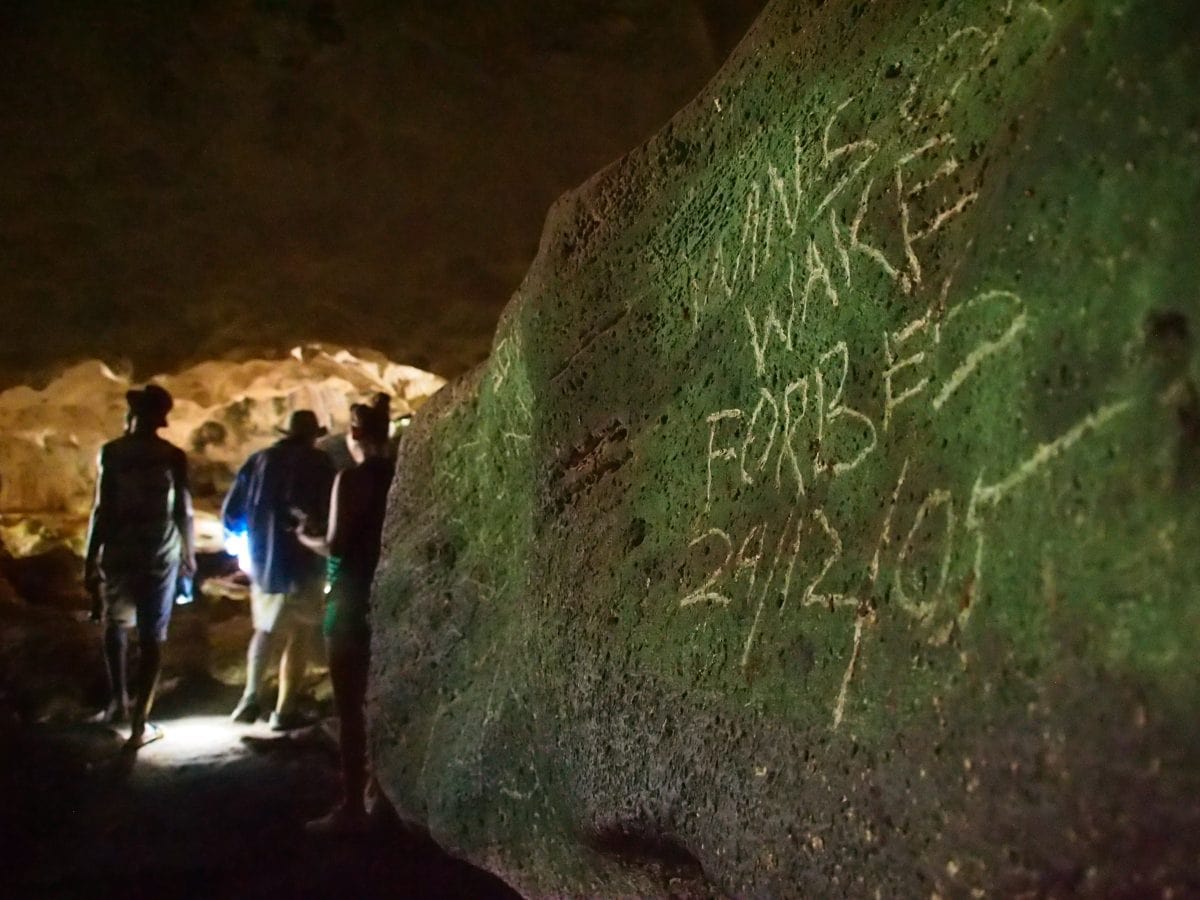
[1, 681, 518, 899]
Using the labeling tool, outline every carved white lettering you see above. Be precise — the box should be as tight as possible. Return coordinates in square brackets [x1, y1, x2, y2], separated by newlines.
[705, 409, 743, 508]
[680, 528, 736, 607]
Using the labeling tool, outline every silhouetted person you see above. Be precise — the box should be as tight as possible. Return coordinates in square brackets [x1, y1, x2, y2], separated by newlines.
[85, 384, 195, 750]
[224, 410, 334, 729]
[317, 392, 398, 472]
[299, 399, 395, 833]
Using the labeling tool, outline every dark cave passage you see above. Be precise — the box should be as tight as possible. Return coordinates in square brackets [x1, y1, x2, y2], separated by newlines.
[2, 693, 518, 899]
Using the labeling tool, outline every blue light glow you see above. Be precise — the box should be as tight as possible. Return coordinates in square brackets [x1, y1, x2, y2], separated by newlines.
[224, 528, 253, 574]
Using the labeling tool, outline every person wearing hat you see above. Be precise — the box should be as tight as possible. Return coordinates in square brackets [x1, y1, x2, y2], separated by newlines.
[222, 409, 335, 729]
[84, 383, 196, 750]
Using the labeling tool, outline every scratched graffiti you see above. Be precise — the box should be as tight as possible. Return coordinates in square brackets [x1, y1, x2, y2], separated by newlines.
[438, 322, 535, 608]
[368, 0, 1200, 892]
[671, 0, 1132, 728]
[684, 7, 1038, 323]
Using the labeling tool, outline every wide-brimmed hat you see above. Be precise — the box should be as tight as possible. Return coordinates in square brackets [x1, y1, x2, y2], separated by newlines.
[125, 384, 173, 428]
[277, 409, 328, 439]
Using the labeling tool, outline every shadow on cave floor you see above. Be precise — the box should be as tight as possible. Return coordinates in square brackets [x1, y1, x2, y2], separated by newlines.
[0, 680, 519, 900]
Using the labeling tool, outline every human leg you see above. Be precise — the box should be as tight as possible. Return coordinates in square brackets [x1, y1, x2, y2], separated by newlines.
[127, 636, 162, 744]
[233, 587, 286, 721]
[307, 630, 370, 833]
[99, 623, 130, 722]
[272, 582, 322, 725]
[127, 566, 175, 747]
[275, 617, 309, 718]
[95, 573, 137, 723]
[329, 634, 370, 813]
[231, 630, 270, 721]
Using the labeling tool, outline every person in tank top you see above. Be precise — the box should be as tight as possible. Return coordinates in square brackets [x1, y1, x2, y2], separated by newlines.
[298, 395, 395, 833]
[85, 384, 195, 750]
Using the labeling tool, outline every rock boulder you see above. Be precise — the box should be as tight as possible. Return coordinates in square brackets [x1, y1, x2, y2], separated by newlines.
[373, 0, 1200, 895]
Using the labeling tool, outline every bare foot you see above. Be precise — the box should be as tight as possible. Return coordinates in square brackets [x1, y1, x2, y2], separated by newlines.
[305, 803, 369, 836]
[88, 702, 129, 726]
[123, 722, 164, 751]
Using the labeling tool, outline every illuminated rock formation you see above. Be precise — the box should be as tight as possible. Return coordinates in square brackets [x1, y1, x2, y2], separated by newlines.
[0, 347, 443, 556]
[373, 0, 1200, 895]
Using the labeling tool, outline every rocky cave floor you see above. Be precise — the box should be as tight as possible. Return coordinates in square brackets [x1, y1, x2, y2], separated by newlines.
[0, 551, 519, 900]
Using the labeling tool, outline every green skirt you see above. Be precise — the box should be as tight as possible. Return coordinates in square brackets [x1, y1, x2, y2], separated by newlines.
[322, 557, 371, 641]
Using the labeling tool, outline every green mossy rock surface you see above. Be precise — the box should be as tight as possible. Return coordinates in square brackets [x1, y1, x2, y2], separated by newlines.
[372, 1, 1200, 895]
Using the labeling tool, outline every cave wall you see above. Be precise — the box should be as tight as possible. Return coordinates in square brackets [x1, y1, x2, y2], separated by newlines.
[372, 0, 1200, 895]
[0, 0, 763, 386]
[0, 347, 442, 556]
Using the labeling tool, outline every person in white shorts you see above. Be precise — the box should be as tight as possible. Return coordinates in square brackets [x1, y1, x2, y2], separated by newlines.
[222, 410, 334, 730]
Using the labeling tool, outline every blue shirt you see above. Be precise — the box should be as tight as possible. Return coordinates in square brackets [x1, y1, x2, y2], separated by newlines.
[222, 438, 334, 594]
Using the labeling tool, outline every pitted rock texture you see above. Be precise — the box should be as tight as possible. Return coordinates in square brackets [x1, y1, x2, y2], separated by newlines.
[372, 1, 1200, 895]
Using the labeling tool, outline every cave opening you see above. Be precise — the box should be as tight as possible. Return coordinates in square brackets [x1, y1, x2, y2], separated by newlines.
[0, 2, 764, 896]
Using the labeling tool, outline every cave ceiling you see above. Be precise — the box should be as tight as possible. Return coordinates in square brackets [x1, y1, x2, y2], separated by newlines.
[0, 0, 763, 386]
